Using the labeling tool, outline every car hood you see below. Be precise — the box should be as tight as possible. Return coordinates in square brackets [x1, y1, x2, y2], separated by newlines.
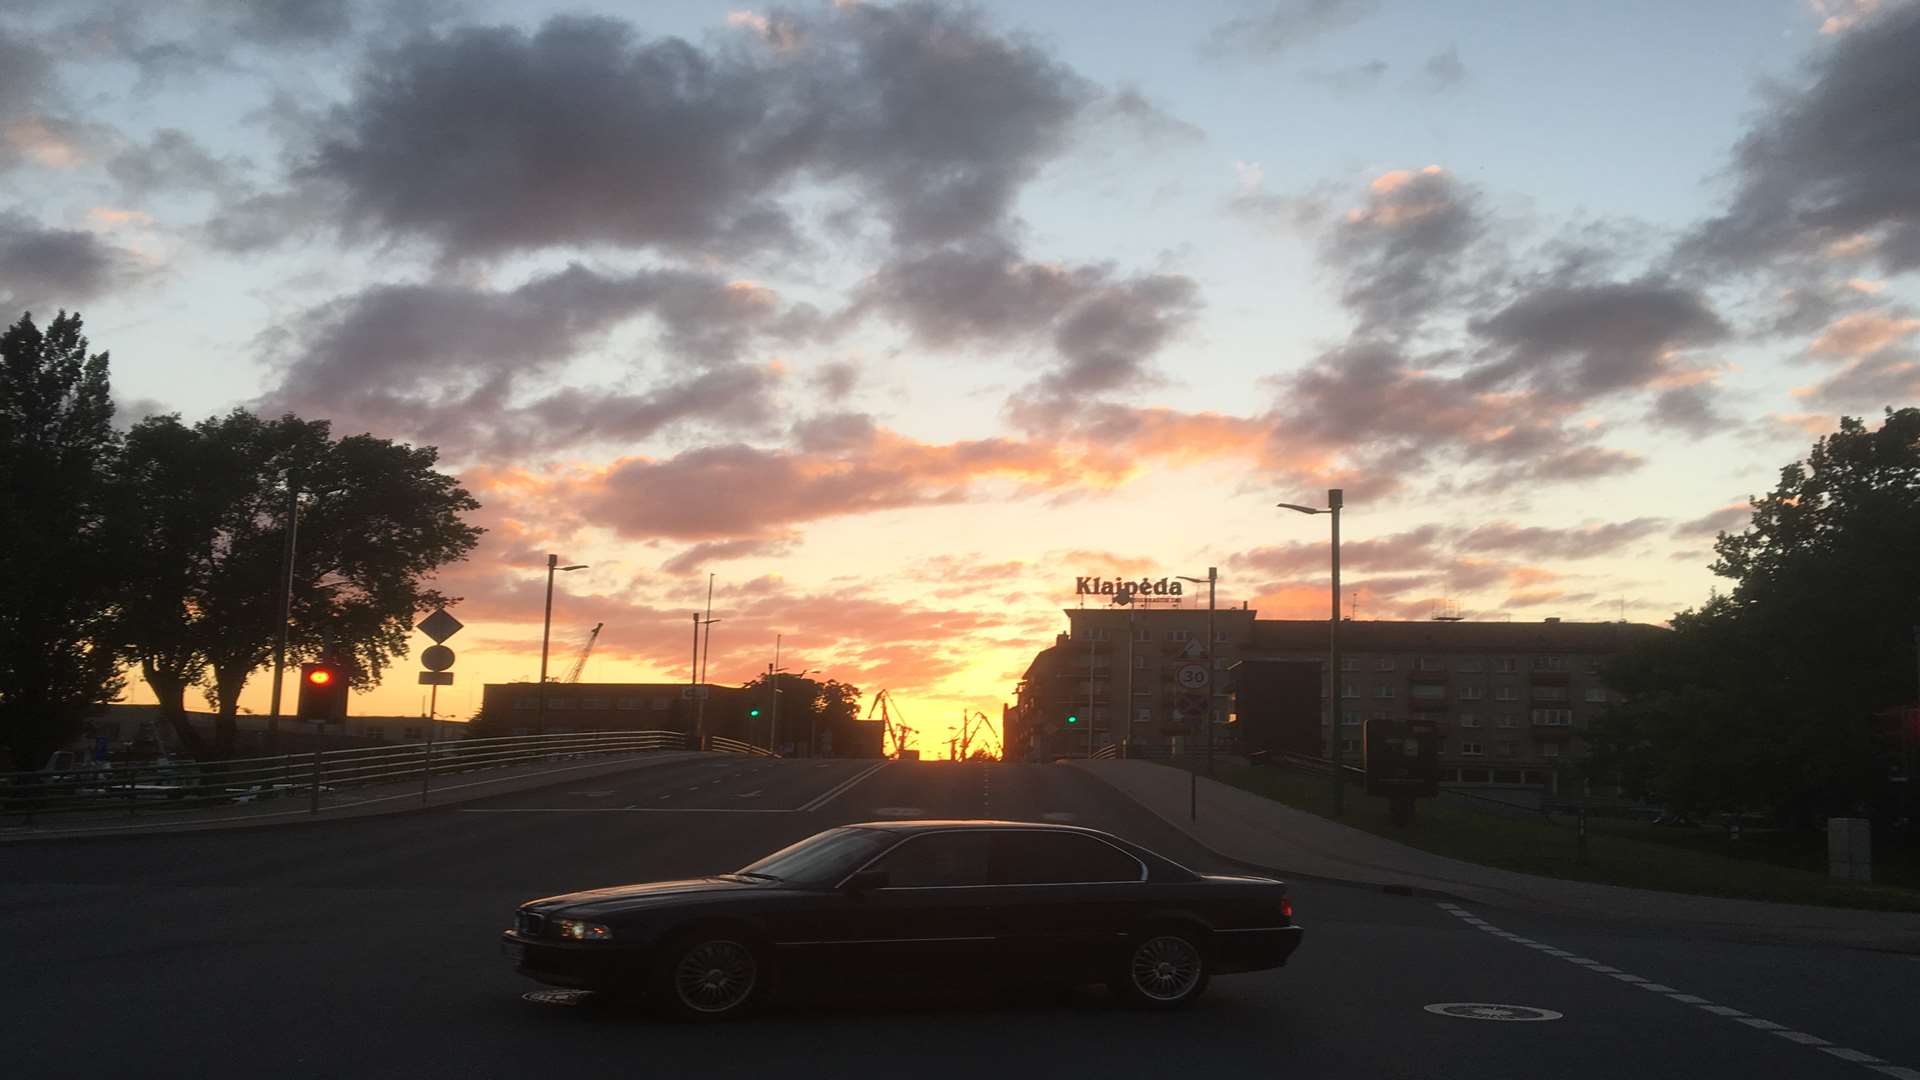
[523, 876, 770, 918]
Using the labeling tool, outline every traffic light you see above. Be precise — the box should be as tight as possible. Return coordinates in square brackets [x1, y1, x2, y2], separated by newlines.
[297, 661, 347, 722]
[1065, 713, 1079, 726]
[749, 707, 762, 718]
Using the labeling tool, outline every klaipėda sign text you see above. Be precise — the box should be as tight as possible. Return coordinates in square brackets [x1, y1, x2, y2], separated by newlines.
[1076, 576, 1184, 598]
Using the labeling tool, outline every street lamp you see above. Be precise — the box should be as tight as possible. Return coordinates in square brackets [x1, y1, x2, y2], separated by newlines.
[536, 554, 588, 736]
[767, 632, 811, 755]
[1280, 489, 1344, 815]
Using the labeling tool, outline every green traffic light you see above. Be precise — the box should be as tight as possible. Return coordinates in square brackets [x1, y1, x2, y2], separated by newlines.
[1065, 714, 1079, 725]
[749, 708, 762, 717]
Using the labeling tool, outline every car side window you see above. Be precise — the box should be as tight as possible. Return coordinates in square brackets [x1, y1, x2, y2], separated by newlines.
[992, 832, 1145, 885]
[870, 832, 992, 888]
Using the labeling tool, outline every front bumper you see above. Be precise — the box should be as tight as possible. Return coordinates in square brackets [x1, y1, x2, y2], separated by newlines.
[1213, 925, 1304, 974]
[500, 930, 641, 991]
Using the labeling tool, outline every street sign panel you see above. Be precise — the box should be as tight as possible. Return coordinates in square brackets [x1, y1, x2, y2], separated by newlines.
[1178, 692, 1209, 720]
[420, 644, 455, 671]
[680, 685, 711, 700]
[416, 608, 463, 643]
[418, 671, 454, 686]
[1176, 664, 1210, 689]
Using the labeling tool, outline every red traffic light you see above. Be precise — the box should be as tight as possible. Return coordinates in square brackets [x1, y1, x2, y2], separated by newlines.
[306, 669, 333, 686]
[298, 662, 347, 722]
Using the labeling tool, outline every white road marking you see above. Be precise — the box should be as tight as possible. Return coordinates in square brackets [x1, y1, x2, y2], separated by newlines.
[797, 761, 889, 812]
[1435, 902, 1910, 1078]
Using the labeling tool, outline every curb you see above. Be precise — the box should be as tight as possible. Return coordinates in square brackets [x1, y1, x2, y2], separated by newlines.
[0, 751, 711, 844]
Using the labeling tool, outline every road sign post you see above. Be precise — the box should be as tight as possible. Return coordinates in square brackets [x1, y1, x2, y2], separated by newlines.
[416, 610, 463, 805]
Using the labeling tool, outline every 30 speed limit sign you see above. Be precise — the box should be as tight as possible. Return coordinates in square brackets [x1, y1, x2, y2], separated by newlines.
[1176, 664, 1210, 689]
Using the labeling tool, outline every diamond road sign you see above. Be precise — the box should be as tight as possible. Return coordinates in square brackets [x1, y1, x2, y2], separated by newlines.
[416, 608, 463, 643]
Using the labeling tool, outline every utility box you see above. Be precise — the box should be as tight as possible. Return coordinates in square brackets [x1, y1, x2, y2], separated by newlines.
[1827, 817, 1872, 882]
[1364, 718, 1439, 799]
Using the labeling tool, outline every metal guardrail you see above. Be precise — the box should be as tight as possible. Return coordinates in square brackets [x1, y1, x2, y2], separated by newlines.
[709, 736, 778, 758]
[1, 730, 690, 823]
[1090, 743, 1120, 760]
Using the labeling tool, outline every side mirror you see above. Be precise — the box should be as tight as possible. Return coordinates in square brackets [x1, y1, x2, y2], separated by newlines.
[842, 868, 888, 893]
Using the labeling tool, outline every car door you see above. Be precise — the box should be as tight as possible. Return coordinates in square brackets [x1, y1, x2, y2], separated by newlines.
[829, 831, 1005, 987]
[990, 830, 1151, 984]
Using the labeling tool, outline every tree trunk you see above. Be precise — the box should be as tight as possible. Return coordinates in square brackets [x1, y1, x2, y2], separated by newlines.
[141, 655, 209, 759]
[207, 660, 252, 759]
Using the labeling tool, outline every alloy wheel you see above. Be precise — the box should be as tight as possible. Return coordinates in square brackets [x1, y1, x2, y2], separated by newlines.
[1129, 934, 1202, 1001]
[672, 939, 758, 1014]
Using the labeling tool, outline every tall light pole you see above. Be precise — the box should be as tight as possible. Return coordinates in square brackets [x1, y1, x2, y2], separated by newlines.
[1088, 616, 1098, 759]
[1281, 489, 1344, 815]
[767, 632, 810, 755]
[696, 573, 716, 744]
[535, 554, 588, 736]
[266, 478, 298, 751]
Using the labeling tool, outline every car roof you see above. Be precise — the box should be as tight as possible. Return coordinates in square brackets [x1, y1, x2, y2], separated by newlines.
[844, 819, 1110, 835]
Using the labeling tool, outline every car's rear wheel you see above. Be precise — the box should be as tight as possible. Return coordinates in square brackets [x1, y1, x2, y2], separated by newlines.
[651, 933, 765, 1021]
[1110, 930, 1209, 1009]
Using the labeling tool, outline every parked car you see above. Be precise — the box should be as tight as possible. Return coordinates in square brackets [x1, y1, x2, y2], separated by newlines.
[501, 820, 1303, 1019]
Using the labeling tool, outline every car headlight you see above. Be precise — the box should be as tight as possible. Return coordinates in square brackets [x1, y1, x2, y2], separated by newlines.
[554, 919, 614, 942]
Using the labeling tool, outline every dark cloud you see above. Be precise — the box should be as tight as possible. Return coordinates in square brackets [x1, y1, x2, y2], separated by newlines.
[1204, 0, 1379, 59]
[1679, 2, 1920, 275]
[271, 4, 1099, 262]
[1648, 384, 1731, 435]
[660, 536, 797, 575]
[106, 128, 238, 196]
[1323, 167, 1490, 335]
[1417, 46, 1466, 91]
[1306, 60, 1387, 95]
[261, 264, 811, 458]
[1455, 518, 1665, 559]
[213, 0, 353, 46]
[0, 212, 130, 310]
[808, 361, 859, 402]
[1465, 280, 1729, 398]
[855, 244, 1200, 399]
[1232, 525, 1447, 576]
[791, 411, 877, 452]
[1671, 503, 1749, 538]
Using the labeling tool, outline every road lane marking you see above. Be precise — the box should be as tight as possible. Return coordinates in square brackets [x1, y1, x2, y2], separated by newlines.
[798, 761, 889, 812]
[460, 807, 792, 814]
[1435, 902, 1910, 1078]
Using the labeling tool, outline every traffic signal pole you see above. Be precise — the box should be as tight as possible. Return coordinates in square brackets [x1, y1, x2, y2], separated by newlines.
[266, 480, 298, 752]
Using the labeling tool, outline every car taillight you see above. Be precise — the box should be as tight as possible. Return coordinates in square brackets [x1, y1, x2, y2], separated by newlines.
[1282, 894, 1293, 920]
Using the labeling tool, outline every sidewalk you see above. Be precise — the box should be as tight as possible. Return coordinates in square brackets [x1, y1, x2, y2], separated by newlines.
[1074, 759, 1920, 954]
[0, 750, 706, 842]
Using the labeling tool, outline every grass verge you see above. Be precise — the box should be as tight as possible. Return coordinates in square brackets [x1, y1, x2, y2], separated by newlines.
[1188, 761, 1920, 912]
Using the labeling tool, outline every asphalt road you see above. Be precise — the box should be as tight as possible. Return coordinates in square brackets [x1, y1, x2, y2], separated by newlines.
[4, 757, 1917, 1080]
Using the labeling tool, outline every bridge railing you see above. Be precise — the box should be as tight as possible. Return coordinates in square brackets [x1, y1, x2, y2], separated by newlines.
[709, 736, 778, 758]
[0, 729, 689, 823]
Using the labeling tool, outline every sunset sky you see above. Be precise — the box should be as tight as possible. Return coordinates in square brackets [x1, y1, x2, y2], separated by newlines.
[3, 0, 1916, 755]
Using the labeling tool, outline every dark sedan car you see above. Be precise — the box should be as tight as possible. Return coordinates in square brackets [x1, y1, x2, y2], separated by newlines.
[500, 820, 1303, 1019]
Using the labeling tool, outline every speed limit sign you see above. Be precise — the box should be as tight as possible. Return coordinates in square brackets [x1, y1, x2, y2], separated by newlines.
[1176, 664, 1210, 689]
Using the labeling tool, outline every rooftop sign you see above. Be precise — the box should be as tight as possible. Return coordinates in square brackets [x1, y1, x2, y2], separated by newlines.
[1077, 576, 1184, 599]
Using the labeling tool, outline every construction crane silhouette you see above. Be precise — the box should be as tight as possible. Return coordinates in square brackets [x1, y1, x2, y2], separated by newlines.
[957, 709, 999, 761]
[866, 689, 915, 759]
[563, 622, 603, 683]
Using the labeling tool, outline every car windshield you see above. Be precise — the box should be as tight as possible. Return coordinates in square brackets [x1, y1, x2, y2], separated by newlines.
[735, 827, 897, 886]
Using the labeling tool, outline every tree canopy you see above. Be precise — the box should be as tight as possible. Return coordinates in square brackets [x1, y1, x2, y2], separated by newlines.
[1589, 408, 1920, 823]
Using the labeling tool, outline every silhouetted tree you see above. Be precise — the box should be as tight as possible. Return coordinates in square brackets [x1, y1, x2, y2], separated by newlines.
[0, 312, 128, 770]
[1588, 409, 1920, 823]
[117, 410, 483, 756]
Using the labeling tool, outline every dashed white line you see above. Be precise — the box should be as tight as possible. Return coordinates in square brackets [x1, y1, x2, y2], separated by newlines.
[1435, 902, 1909, 1078]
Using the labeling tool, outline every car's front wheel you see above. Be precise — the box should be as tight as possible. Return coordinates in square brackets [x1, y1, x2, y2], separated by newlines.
[1110, 930, 1210, 1009]
[651, 933, 766, 1021]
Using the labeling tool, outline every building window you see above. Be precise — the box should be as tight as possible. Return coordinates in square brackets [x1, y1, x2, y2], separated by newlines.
[1532, 686, 1567, 701]
[403, 726, 422, 740]
[615, 696, 644, 710]
[1458, 713, 1480, 728]
[1498, 714, 1518, 728]
[1418, 657, 1443, 671]
[1089, 629, 1109, 641]
[1374, 685, 1395, 699]
[1456, 657, 1485, 673]
[1342, 712, 1362, 726]
[547, 697, 574, 710]
[1340, 657, 1358, 671]
[1134, 654, 1148, 669]
[1495, 686, 1518, 701]
[1340, 738, 1360, 755]
[580, 696, 611, 710]
[365, 725, 384, 739]
[1542, 743, 1562, 758]
[1459, 686, 1484, 701]
[1531, 708, 1573, 726]
[1496, 740, 1515, 758]
[1133, 628, 1152, 642]
[513, 696, 537, 710]
[1370, 710, 1392, 721]
[1584, 688, 1607, 703]
[1532, 655, 1566, 671]
[1495, 658, 1518, 673]
[1586, 659, 1603, 674]
[1214, 629, 1230, 642]
[1410, 684, 1444, 700]
[1341, 683, 1358, 699]
[651, 697, 671, 711]
[1135, 707, 1152, 724]
[1374, 658, 1395, 671]
[1168, 629, 1192, 643]
[1460, 741, 1483, 756]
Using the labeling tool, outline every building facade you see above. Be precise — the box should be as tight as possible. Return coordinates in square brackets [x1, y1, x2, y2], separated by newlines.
[476, 681, 884, 757]
[1006, 609, 1663, 784]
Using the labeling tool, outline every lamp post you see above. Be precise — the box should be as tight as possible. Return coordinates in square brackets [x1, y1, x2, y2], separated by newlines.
[767, 632, 811, 755]
[1088, 617, 1097, 759]
[1177, 568, 1219, 778]
[1280, 489, 1344, 816]
[535, 554, 588, 736]
[695, 573, 717, 745]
